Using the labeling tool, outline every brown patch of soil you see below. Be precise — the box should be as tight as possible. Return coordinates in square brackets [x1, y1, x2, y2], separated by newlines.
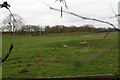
[17, 60, 23, 63]
[109, 58, 114, 60]
[63, 44, 69, 47]
[19, 69, 28, 73]
[79, 41, 87, 44]
[11, 62, 16, 64]
[36, 56, 44, 62]
[27, 64, 32, 66]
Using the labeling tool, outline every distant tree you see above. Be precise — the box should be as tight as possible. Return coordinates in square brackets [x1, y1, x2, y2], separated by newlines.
[0, 26, 5, 32]
[2, 14, 24, 32]
[21, 25, 41, 32]
[44, 25, 52, 34]
[20, 25, 44, 36]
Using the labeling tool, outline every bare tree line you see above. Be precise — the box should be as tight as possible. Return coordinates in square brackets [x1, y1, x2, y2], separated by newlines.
[0, 13, 117, 35]
[2, 24, 117, 36]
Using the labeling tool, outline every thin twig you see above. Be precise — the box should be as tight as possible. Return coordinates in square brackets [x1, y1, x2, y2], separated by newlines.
[37, 0, 50, 7]
[61, 7, 62, 17]
[110, 5, 120, 24]
[104, 32, 110, 38]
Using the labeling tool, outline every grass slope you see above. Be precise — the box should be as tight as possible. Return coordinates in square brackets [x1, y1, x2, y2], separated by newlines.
[2, 32, 118, 78]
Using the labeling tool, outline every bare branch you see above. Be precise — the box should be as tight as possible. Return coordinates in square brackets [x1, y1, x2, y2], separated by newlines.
[7, 8, 17, 23]
[2, 44, 13, 63]
[0, 1, 17, 24]
[38, 0, 120, 38]
[50, 7, 120, 32]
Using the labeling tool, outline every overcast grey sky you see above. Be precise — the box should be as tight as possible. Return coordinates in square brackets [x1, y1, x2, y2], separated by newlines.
[0, 0, 119, 28]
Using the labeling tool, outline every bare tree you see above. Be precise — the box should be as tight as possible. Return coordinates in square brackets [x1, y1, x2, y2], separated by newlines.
[2, 14, 24, 32]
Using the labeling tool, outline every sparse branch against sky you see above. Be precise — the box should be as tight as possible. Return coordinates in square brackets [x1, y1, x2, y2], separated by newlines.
[0, 0, 119, 28]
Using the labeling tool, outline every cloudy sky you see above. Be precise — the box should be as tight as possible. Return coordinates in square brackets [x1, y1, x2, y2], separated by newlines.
[0, 0, 119, 28]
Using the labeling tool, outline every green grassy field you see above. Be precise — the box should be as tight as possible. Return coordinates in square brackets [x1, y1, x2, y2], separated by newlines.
[2, 32, 118, 78]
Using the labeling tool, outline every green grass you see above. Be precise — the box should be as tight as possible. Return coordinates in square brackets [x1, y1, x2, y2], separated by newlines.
[2, 32, 118, 78]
